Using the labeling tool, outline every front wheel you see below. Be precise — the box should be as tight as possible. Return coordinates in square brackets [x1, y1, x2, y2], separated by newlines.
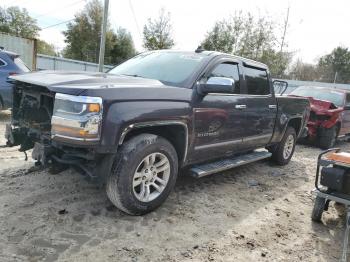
[318, 126, 337, 149]
[270, 127, 296, 165]
[311, 196, 326, 222]
[106, 134, 178, 215]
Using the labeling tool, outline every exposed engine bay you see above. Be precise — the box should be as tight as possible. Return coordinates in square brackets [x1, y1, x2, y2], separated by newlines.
[5, 81, 108, 180]
[7, 83, 55, 151]
[307, 97, 343, 137]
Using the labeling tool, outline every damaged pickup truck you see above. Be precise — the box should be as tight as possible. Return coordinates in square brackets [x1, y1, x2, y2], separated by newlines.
[289, 86, 350, 149]
[5, 50, 310, 215]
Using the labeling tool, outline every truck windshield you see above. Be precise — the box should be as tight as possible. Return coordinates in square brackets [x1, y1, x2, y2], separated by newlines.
[290, 87, 344, 107]
[109, 52, 205, 86]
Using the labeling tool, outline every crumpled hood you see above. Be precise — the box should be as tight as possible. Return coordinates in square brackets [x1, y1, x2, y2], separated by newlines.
[307, 97, 343, 114]
[289, 94, 343, 115]
[10, 70, 164, 95]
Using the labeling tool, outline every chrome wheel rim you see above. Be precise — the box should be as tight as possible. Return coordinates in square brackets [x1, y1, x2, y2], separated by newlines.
[133, 152, 170, 202]
[283, 135, 295, 159]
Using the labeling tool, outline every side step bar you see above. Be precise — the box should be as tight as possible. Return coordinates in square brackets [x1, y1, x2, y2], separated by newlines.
[190, 150, 272, 178]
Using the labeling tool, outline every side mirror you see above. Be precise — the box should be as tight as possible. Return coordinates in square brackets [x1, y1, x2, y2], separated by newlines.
[198, 77, 235, 95]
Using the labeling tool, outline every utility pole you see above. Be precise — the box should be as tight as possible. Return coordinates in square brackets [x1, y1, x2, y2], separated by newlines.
[98, 0, 109, 72]
[334, 71, 338, 84]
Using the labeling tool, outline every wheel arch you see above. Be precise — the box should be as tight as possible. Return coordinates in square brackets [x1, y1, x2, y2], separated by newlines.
[119, 121, 189, 165]
[286, 117, 302, 136]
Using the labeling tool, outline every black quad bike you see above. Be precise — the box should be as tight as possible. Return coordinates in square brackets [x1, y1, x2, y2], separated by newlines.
[312, 148, 350, 262]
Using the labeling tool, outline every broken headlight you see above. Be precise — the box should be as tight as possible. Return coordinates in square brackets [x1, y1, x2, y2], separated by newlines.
[51, 93, 103, 141]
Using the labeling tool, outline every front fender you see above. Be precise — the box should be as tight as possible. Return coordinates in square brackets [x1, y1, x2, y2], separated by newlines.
[100, 101, 191, 148]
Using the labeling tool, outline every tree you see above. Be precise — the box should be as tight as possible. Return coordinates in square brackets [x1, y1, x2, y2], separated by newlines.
[201, 12, 292, 77]
[63, 0, 114, 63]
[37, 40, 57, 56]
[318, 46, 350, 84]
[63, 0, 135, 65]
[288, 59, 321, 81]
[143, 8, 174, 50]
[0, 6, 40, 38]
[109, 28, 136, 65]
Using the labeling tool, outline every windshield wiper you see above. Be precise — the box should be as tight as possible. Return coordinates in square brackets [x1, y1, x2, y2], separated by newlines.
[120, 74, 144, 78]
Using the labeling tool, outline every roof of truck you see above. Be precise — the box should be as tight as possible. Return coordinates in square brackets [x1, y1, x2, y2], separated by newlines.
[151, 49, 269, 70]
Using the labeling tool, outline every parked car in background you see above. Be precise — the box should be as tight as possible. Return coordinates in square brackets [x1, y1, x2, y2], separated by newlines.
[0, 48, 30, 110]
[289, 86, 350, 149]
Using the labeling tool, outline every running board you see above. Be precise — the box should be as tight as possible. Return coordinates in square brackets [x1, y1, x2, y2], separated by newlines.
[190, 150, 272, 178]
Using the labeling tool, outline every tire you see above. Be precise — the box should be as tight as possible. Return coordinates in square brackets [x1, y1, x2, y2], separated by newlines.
[311, 196, 326, 222]
[318, 126, 337, 149]
[270, 127, 297, 165]
[106, 134, 178, 215]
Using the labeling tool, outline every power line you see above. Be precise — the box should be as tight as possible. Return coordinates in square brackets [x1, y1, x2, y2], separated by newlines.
[6, 0, 29, 7]
[129, 0, 142, 39]
[33, 0, 85, 19]
[41, 18, 75, 30]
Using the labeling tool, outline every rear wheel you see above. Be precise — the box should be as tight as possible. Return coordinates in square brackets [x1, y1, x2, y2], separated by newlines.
[318, 126, 337, 149]
[311, 196, 326, 222]
[270, 127, 296, 165]
[106, 134, 178, 215]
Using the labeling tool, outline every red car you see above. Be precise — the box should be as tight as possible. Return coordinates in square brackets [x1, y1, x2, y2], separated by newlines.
[289, 86, 350, 149]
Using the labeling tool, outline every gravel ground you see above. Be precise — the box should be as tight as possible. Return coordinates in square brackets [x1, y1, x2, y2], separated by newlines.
[0, 110, 348, 262]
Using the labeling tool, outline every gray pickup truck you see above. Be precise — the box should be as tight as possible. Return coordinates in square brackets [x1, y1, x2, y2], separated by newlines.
[6, 50, 310, 215]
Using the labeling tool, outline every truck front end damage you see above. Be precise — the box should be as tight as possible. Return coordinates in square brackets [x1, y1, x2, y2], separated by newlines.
[307, 97, 343, 139]
[5, 81, 111, 181]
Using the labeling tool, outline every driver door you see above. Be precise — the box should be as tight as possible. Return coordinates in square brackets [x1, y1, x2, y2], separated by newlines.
[191, 60, 247, 163]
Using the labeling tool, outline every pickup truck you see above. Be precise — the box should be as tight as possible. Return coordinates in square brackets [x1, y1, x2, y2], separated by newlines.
[5, 50, 310, 215]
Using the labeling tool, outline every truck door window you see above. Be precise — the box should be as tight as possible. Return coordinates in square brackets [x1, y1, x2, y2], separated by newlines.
[208, 63, 240, 94]
[244, 67, 270, 95]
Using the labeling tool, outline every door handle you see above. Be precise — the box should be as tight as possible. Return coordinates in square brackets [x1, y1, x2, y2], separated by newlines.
[268, 105, 277, 109]
[235, 105, 247, 109]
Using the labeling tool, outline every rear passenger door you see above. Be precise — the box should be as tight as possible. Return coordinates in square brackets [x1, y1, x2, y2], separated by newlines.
[239, 65, 277, 149]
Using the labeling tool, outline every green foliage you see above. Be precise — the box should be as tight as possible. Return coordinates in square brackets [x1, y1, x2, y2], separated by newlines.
[0, 6, 40, 38]
[63, 0, 107, 63]
[201, 12, 292, 77]
[109, 28, 136, 65]
[318, 47, 350, 84]
[143, 8, 174, 50]
[63, 0, 135, 65]
[288, 59, 320, 81]
[37, 40, 57, 56]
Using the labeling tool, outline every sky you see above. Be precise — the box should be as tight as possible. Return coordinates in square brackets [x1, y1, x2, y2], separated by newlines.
[2, 0, 350, 64]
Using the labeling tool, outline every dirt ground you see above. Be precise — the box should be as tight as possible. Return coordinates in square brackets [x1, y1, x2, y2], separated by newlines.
[0, 110, 349, 262]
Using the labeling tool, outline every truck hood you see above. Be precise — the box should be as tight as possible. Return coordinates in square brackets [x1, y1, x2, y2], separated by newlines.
[9, 70, 192, 102]
[10, 70, 164, 96]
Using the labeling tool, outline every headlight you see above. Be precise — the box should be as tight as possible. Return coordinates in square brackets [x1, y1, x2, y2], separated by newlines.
[51, 93, 103, 141]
